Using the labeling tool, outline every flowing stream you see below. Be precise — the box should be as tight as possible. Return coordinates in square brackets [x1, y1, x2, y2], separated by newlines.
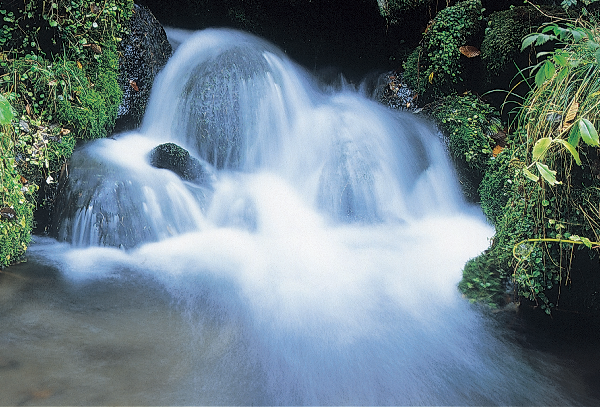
[1, 29, 598, 405]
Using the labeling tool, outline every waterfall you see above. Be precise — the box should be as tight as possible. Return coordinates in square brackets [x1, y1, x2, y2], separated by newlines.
[35, 29, 578, 405]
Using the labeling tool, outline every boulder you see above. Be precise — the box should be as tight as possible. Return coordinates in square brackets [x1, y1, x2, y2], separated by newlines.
[149, 143, 206, 183]
[115, 4, 172, 131]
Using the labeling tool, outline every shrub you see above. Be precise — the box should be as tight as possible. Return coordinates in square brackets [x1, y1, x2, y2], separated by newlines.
[463, 19, 600, 314]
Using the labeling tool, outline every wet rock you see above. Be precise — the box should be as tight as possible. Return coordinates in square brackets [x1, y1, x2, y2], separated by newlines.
[374, 71, 418, 111]
[115, 4, 172, 132]
[149, 143, 205, 183]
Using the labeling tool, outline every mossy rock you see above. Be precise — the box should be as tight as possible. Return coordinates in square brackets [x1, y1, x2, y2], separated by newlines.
[481, 5, 558, 79]
[427, 93, 502, 200]
[402, 0, 485, 103]
[149, 143, 206, 183]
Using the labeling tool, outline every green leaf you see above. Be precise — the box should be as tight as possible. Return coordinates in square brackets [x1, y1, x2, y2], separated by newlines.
[536, 162, 561, 185]
[0, 93, 14, 125]
[554, 138, 582, 165]
[533, 137, 552, 161]
[553, 53, 568, 67]
[581, 237, 592, 249]
[523, 168, 539, 182]
[521, 34, 539, 51]
[578, 118, 599, 146]
[535, 60, 555, 87]
[568, 124, 581, 147]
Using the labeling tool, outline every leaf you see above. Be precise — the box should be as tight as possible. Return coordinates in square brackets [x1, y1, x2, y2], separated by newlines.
[578, 118, 599, 147]
[563, 101, 579, 124]
[568, 124, 581, 147]
[581, 237, 593, 249]
[0, 93, 14, 125]
[554, 138, 582, 165]
[553, 53, 568, 67]
[523, 168, 539, 182]
[536, 162, 561, 185]
[492, 145, 504, 157]
[535, 33, 556, 46]
[533, 137, 552, 161]
[521, 34, 539, 51]
[459, 45, 481, 58]
[428, 71, 434, 84]
[535, 60, 555, 87]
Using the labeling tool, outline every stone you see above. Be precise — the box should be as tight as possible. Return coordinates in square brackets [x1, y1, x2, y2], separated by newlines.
[115, 4, 172, 132]
[149, 143, 205, 183]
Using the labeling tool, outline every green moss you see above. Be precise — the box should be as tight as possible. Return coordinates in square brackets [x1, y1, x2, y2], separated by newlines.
[378, 0, 434, 22]
[428, 93, 502, 199]
[478, 141, 525, 227]
[0, 0, 133, 267]
[1, 126, 36, 268]
[458, 250, 508, 308]
[481, 6, 554, 79]
[402, 0, 485, 102]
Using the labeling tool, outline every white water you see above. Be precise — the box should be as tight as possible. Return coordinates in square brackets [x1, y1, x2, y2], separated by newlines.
[6, 29, 584, 404]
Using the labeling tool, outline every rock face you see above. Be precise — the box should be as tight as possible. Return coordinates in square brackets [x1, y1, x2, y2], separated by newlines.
[149, 143, 206, 183]
[116, 4, 172, 131]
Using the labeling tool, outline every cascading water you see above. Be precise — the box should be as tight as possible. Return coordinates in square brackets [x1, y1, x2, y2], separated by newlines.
[2, 29, 588, 405]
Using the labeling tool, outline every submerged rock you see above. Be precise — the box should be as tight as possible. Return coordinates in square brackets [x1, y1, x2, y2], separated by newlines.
[116, 4, 172, 131]
[149, 143, 206, 183]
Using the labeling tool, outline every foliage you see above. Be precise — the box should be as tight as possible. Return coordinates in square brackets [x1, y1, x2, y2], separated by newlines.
[478, 140, 524, 226]
[1, 95, 36, 268]
[463, 18, 600, 314]
[377, 0, 435, 24]
[480, 6, 553, 79]
[0, 1, 133, 267]
[402, 0, 485, 102]
[560, 0, 600, 12]
[458, 250, 508, 307]
[428, 93, 502, 182]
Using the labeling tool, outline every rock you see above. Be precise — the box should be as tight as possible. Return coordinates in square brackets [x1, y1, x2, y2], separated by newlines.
[374, 71, 418, 111]
[115, 4, 172, 132]
[149, 143, 205, 182]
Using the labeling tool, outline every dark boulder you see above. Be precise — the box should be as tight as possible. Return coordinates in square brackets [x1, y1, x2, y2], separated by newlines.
[149, 143, 206, 183]
[115, 4, 172, 132]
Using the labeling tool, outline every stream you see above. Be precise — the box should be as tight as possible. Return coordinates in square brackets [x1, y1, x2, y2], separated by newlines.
[1, 28, 599, 405]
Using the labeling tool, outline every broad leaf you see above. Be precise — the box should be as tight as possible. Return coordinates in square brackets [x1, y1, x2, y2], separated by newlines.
[521, 34, 539, 51]
[554, 138, 582, 165]
[535, 60, 555, 87]
[568, 124, 581, 147]
[536, 162, 561, 185]
[581, 237, 593, 249]
[533, 137, 552, 161]
[0, 93, 14, 125]
[553, 53, 568, 67]
[523, 168, 539, 182]
[578, 118, 599, 147]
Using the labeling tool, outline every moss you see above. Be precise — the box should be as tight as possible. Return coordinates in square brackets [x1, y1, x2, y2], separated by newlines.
[1, 126, 36, 268]
[478, 141, 525, 227]
[458, 250, 508, 307]
[481, 6, 556, 78]
[0, 0, 133, 267]
[428, 93, 502, 199]
[378, 0, 435, 21]
[402, 0, 485, 102]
